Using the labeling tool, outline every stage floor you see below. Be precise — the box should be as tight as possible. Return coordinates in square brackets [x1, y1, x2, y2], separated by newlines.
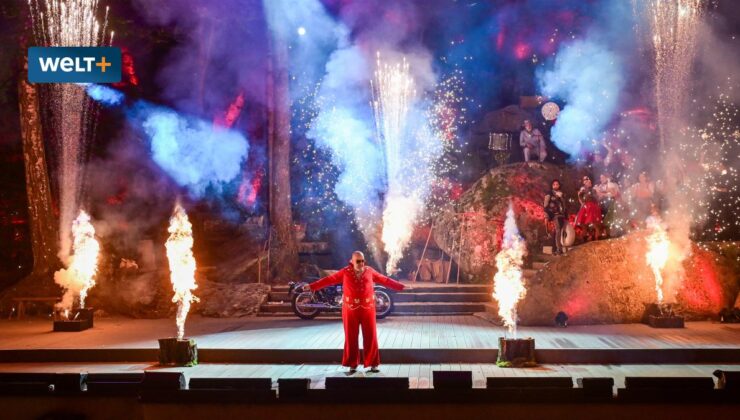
[0, 362, 737, 392]
[2, 315, 739, 351]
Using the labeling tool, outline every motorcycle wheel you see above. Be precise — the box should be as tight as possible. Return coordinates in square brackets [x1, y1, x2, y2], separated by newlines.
[374, 289, 393, 319]
[292, 292, 321, 320]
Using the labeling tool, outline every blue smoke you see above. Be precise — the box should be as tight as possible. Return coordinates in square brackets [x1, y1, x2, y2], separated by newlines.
[133, 104, 249, 197]
[533, 0, 635, 158]
[85, 84, 125, 106]
[85, 87, 250, 198]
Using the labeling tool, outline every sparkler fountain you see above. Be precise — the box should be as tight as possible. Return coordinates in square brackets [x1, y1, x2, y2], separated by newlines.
[159, 203, 199, 366]
[493, 204, 535, 367]
[29, 0, 113, 264]
[634, 0, 706, 327]
[372, 53, 445, 274]
[644, 0, 704, 152]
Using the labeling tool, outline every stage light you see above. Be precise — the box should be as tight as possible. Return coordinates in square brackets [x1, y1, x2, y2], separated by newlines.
[714, 370, 740, 390]
[297, 26, 307, 36]
[555, 311, 568, 327]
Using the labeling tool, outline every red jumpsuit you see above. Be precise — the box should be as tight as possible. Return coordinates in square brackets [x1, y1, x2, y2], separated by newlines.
[310, 265, 405, 368]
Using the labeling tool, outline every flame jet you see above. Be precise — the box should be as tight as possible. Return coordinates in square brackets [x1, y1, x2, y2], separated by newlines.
[165, 203, 199, 340]
[493, 204, 527, 337]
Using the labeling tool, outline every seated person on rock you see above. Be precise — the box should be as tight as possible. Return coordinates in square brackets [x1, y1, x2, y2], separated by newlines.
[519, 119, 547, 163]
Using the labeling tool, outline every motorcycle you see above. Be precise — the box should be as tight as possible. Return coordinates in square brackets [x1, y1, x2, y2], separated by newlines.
[287, 279, 395, 320]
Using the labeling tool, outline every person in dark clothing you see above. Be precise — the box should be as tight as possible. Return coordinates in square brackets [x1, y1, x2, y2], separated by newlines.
[544, 179, 568, 255]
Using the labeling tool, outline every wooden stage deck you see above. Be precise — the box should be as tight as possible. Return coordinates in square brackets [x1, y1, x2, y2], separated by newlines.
[1, 316, 738, 364]
[0, 361, 737, 393]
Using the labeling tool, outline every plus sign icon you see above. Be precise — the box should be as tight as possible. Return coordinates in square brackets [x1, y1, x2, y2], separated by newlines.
[28, 47, 121, 83]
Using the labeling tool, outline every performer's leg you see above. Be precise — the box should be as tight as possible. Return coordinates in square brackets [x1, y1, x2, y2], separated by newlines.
[555, 216, 564, 253]
[523, 147, 531, 162]
[360, 309, 380, 368]
[539, 147, 547, 162]
[342, 307, 360, 368]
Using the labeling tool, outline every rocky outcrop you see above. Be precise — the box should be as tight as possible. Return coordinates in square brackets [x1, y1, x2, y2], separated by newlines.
[485, 236, 739, 325]
[433, 162, 585, 282]
[196, 281, 270, 317]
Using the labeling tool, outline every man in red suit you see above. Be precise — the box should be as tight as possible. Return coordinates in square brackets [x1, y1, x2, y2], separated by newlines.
[304, 251, 405, 374]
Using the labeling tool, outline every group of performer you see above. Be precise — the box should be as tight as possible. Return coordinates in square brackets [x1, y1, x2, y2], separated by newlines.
[544, 170, 663, 254]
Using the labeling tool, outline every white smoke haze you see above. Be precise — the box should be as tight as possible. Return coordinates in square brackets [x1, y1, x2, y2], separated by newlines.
[264, 0, 445, 271]
[538, 40, 625, 157]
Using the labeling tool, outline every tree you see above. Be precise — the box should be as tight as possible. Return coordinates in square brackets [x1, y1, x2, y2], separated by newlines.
[5, 55, 60, 298]
[266, 30, 298, 283]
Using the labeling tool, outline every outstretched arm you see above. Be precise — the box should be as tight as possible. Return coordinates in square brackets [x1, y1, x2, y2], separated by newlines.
[308, 270, 344, 292]
[371, 270, 405, 291]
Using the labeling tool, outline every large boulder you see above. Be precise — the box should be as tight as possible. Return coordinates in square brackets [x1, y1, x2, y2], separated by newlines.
[433, 162, 584, 282]
[507, 237, 739, 325]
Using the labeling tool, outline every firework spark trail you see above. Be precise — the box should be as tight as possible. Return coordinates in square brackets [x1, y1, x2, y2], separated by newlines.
[29, 0, 112, 263]
[645, 215, 670, 304]
[372, 54, 446, 273]
[493, 204, 527, 337]
[645, 0, 705, 150]
[165, 203, 199, 341]
[53, 210, 100, 314]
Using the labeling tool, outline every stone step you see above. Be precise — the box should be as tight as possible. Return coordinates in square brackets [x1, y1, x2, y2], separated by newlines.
[394, 302, 487, 313]
[257, 311, 478, 317]
[259, 301, 486, 314]
[268, 292, 291, 302]
[267, 291, 492, 303]
[531, 261, 548, 270]
[533, 253, 558, 263]
[400, 285, 491, 293]
[394, 292, 491, 303]
[270, 284, 496, 294]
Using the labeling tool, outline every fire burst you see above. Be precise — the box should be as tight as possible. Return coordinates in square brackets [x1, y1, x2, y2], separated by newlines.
[645, 216, 671, 304]
[493, 205, 527, 337]
[165, 203, 199, 340]
[54, 210, 100, 313]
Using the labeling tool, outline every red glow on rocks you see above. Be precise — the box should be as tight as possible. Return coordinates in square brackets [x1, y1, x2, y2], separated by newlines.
[679, 248, 725, 313]
[563, 292, 589, 320]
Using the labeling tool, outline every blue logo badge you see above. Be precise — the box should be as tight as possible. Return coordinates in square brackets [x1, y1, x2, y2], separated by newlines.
[28, 47, 122, 83]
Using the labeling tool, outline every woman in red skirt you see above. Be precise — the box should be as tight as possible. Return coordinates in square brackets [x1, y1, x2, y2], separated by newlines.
[575, 176, 603, 241]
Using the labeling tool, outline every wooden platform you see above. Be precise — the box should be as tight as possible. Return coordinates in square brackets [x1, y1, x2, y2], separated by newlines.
[1, 316, 738, 364]
[0, 361, 737, 392]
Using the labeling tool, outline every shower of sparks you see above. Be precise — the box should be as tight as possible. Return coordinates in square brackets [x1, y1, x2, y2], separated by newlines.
[684, 79, 740, 241]
[29, 0, 113, 263]
[644, 0, 705, 150]
[372, 54, 418, 273]
[372, 53, 452, 273]
[294, 63, 467, 271]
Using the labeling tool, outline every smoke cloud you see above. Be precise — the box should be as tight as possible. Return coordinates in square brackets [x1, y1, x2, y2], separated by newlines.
[537, 40, 624, 157]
